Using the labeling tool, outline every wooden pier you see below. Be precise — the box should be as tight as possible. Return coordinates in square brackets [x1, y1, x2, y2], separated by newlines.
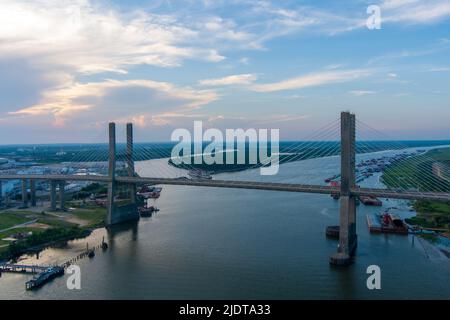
[0, 263, 50, 274]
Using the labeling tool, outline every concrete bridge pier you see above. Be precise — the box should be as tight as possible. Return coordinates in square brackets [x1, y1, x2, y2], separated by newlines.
[106, 123, 116, 226]
[30, 179, 36, 207]
[59, 180, 66, 211]
[126, 123, 137, 204]
[21, 179, 28, 208]
[50, 180, 57, 211]
[330, 112, 357, 266]
[106, 122, 139, 226]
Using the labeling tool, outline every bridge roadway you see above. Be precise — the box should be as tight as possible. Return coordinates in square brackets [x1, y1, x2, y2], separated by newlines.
[0, 174, 449, 203]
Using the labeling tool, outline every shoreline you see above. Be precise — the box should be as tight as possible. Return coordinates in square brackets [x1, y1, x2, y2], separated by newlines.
[0, 227, 97, 265]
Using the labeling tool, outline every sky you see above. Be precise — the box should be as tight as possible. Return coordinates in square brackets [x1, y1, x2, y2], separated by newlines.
[0, 0, 449, 143]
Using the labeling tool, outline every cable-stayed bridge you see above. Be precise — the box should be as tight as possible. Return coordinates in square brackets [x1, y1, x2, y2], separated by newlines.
[1, 112, 449, 265]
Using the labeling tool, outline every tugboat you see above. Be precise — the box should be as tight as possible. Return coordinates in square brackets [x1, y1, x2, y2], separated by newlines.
[137, 185, 162, 198]
[139, 205, 159, 217]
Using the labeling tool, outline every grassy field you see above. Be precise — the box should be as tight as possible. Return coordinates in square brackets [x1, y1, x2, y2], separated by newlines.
[0, 205, 106, 260]
[0, 212, 30, 230]
[405, 200, 450, 231]
[71, 207, 107, 228]
[382, 147, 450, 232]
[381, 147, 450, 192]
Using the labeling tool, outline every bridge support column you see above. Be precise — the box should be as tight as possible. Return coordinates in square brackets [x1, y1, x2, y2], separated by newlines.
[106, 123, 117, 226]
[106, 123, 139, 226]
[59, 180, 66, 211]
[50, 180, 57, 211]
[21, 179, 28, 208]
[30, 180, 36, 207]
[126, 123, 137, 204]
[330, 112, 357, 266]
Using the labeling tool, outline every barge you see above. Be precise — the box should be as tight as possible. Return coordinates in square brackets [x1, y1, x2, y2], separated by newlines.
[367, 213, 409, 235]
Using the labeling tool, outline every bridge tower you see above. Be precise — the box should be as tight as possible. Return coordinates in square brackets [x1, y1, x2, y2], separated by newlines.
[126, 123, 137, 203]
[106, 122, 139, 226]
[106, 122, 116, 225]
[330, 111, 357, 266]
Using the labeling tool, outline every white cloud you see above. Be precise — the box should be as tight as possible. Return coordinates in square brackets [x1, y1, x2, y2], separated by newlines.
[381, 0, 420, 10]
[255, 114, 310, 124]
[428, 67, 450, 72]
[349, 90, 376, 96]
[381, 0, 450, 24]
[251, 69, 372, 92]
[9, 79, 219, 126]
[199, 74, 258, 86]
[239, 57, 250, 65]
[0, 0, 225, 74]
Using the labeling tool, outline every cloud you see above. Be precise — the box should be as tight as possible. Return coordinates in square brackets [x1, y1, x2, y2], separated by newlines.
[254, 114, 310, 124]
[381, 0, 450, 24]
[0, 0, 225, 74]
[199, 74, 258, 86]
[9, 79, 219, 126]
[251, 69, 372, 92]
[428, 67, 450, 72]
[349, 90, 376, 96]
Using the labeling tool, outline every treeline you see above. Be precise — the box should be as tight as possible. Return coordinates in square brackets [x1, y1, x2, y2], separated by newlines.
[73, 183, 108, 199]
[2, 227, 90, 260]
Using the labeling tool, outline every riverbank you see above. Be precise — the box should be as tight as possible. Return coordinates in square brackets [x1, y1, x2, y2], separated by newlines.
[0, 204, 106, 262]
[382, 147, 450, 232]
[379, 147, 450, 256]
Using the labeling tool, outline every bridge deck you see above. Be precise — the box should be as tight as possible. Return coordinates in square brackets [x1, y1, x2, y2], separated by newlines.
[0, 174, 449, 203]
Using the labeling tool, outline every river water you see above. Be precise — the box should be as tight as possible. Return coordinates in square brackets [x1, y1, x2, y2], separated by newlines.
[1, 147, 449, 299]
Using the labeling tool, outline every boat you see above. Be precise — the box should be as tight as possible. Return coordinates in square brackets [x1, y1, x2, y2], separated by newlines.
[330, 181, 340, 199]
[367, 212, 409, 235]
[326, 226, 340, 239]
[325, 174, 340, 183]
[25, 267, 64, 290]
[88, 250, 95, 258]
[139, 205, 159, 217]
[137, 185, 162, 198]
[188, 170, 212, 180]
[359, 196, 382, 206]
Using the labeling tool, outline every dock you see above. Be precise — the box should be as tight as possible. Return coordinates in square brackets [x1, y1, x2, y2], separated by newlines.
[0, 263, 50, 274]
[25, 266, 65, 290]
[0, 263, 65, 290]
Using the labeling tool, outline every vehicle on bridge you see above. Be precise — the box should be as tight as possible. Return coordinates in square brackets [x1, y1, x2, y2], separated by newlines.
[188, 170, 212, 180]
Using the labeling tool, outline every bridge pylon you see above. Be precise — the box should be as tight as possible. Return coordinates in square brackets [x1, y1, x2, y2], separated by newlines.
[106, 122, 139, 226]
[330, 111, 357, 266]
